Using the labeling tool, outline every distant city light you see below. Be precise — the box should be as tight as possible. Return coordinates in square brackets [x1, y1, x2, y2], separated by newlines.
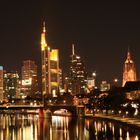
[0, 66, 3, 70]
[92, 72, 96, 77]
[114, 78, 118, 83]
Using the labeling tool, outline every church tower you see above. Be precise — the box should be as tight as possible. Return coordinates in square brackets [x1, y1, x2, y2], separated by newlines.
[122, 48, 137, 86]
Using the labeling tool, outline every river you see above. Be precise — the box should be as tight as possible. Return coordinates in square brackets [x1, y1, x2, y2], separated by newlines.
[0, 114, 140, 140]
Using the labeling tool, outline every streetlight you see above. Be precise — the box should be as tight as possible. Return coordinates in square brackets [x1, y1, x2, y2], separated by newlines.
[92, 72, 96, 77]
[113, 78, 119, 86]
[114, 78, 118, 83]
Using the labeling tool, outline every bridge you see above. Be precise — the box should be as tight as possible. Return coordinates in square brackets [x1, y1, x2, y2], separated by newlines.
[0, 104, 44, 110]
[0, 104, 85, 116]
[45, 104, 77, 115]
[43, 104, 85, 117]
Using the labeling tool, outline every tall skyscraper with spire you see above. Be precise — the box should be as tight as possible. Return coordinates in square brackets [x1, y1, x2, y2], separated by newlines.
[68, 44, 87, 95]
[122, 48, 137, 86]
[41, 22, 60, 96]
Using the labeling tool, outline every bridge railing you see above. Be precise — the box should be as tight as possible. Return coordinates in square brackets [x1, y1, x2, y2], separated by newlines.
[0, 104, 44, 108]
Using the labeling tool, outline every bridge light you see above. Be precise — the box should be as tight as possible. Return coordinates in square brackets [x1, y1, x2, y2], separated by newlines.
[118, 110, 121, 114]
[126, 111, 129, 115]
[63, 100, 66, 104]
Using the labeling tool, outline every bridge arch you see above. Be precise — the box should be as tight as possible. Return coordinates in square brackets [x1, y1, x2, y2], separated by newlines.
[45, 105, 77, 116]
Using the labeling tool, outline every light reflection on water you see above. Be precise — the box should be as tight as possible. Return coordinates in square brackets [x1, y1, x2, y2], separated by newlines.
[0, 114, 140, 140]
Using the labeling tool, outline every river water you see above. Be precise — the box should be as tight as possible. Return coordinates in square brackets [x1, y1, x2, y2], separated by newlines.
[0, 114, 140, 140]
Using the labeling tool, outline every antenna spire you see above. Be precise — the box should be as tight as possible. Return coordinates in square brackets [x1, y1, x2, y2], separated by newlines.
[127, 46, 131, 60]
[43, 21, 46, 33]
[72, 44, 75, 55]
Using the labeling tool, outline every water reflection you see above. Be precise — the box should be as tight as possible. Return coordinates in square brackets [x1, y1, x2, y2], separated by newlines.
[0, 114, 38, 140]
[0, 114, 140, 140]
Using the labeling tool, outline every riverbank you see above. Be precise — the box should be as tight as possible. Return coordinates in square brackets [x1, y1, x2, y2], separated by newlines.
[93, 113, 140, 128]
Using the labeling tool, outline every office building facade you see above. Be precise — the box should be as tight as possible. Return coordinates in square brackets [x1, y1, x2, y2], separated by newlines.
[68, 44, 87, 95]
[21, 60, 38, 97]
[4, 71, 19, 99]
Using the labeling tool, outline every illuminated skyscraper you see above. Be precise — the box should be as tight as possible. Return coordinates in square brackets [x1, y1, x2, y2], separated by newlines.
[22, 60, 37, 80]
[122, 48, 137, 86]
[21, 60, 38, 96]
[0, 66, 3, 101]
[4, 71, 19, 99]
[68, 44, 87, 95]
[41, 22, 60, 96]
[100, 81, 110, 92]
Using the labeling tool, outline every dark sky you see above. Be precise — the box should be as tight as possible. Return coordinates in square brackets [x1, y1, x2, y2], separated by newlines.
[0, 0, 140, 86]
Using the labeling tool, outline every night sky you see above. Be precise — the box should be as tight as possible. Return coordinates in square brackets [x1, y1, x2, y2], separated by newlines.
[0, 0, 140, 86]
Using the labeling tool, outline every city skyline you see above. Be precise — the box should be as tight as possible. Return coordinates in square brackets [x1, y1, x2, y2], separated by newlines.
[0, 1, 140, 85]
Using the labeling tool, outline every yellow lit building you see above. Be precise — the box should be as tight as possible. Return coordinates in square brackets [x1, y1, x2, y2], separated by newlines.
[41, 22, 60, 96]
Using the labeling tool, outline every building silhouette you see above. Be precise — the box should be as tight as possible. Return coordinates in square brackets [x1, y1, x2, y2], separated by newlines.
[122, 48, 137, 86]
[41, 22, 60, 96]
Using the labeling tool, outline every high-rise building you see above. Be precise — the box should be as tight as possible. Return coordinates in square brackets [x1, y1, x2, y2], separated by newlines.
[41, 22, 60, 96]
[100, 81, 110, 92]
[68, 44, 87, 95]
[4, 71, 19, 99]
[21, 60, 38, 97]
[87, 77, 95, 92]
[58, 68, 63, 92]
[122, 48, 137, 86]
[0, 66, 3, 101]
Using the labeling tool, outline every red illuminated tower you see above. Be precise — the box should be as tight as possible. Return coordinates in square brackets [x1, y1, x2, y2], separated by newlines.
[122, 48, 137, 86]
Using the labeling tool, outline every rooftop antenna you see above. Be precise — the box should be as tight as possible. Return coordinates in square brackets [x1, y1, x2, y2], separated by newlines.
[72, 44, 75, 55]
[43, 21, 46, 32]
